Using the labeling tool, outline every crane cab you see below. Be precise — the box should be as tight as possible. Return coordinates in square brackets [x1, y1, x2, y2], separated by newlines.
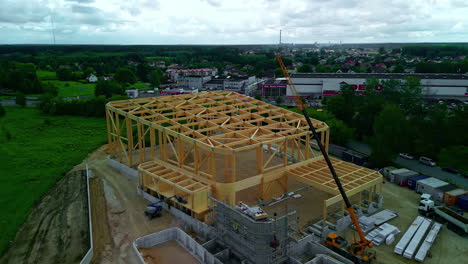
[325, 233, 348, 249]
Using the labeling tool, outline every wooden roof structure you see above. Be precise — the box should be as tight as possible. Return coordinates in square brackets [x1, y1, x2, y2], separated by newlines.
[288, 157, 382, 207]
[106, 91, 382, 221]
[107, 91, 327, 152]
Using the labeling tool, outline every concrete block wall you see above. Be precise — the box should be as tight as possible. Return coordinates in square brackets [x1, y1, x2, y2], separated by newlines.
[133, 227, 223, 264]
[288, 233, 319, 256]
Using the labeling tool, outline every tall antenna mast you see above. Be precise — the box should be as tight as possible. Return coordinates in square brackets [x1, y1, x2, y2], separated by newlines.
[48, 3, 56, 45]
[279, 29, 282, 45]
[50, 14, 56, 45]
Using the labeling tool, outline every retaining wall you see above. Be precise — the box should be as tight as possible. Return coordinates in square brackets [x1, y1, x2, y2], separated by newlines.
[133, 227, 222, 264]
[80, 164, 94, 264]
[107, 157, 138, 180]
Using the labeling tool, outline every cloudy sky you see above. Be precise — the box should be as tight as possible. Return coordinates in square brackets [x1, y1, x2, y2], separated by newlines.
[0, 0, 467, 44]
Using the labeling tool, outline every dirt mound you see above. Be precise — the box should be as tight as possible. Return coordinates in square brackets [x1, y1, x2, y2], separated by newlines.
[0, 170, 90, 264]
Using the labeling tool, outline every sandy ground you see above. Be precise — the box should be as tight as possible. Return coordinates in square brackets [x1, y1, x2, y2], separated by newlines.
[0, 170, 90, 264]
[80, 145, 178, 264]
[139, 240, 200, 264]
[341, 182, 468, 264]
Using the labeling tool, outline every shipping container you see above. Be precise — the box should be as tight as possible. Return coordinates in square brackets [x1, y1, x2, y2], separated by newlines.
[444, 189, 468, 206]
[382, 166, 398, 179]
[456, 195, 468, 211]
[389, 169, 418, 186]
[433, 184, 457, 203]
[408, 175, 429, 190]
[342, 150, 368, 166]
[416, 178, 449, 198]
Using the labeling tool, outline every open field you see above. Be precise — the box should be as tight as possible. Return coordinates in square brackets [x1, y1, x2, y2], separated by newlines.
[0, 106, 106, 255]
[0, 170, 90, 264]
[36, 70, 57, 80]
[131, 82, 150, 89]
[41, 80, 95, 97]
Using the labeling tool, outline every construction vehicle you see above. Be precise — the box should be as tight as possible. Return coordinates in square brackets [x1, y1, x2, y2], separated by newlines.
[418, 194, 468, 235]
[144, 195, 187, 219]
[276, 56, 375, 263]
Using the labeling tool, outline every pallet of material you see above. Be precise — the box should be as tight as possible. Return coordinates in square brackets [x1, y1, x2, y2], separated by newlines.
[414, 223, 443, 262]
[403, 218, 432, 259]
[365, 223, 400, 246]
[371, 209, 399, 226]
[394, 216, 424, 255]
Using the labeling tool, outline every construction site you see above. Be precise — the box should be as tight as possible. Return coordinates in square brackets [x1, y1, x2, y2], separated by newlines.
[4, 90, 466, 264]
[102, 90, 385, 263]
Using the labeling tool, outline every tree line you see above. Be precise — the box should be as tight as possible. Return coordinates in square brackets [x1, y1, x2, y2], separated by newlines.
[323, 78, 467, 171]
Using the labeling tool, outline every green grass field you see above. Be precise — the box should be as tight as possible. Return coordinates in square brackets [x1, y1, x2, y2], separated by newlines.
[36, 70, 57, 80]
[42, 80, 95, 97]
[0, 107, 106, 255]
[130, 82, 150, 89]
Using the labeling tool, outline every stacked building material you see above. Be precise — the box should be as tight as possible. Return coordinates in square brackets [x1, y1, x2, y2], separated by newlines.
[358, 216, 376, 233]
[365, 223, 400, 246]
[403, 218, 432, 259]
[394, 216, 424, 255]
[371, 209, 399, 225]
[414, 223, 443, 262]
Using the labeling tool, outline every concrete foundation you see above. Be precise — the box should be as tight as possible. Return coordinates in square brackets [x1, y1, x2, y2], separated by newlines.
[133, 227, 222, 264]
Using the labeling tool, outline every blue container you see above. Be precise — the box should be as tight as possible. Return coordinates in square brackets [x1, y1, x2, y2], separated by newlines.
[408, 175, 429, 190]
[456, 195, 468, 210]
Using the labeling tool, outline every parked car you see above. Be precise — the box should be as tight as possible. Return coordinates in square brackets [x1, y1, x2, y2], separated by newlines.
[419, 157, 436, 167]
[399, 153, 414, 160]
[442, 168, 459, 174]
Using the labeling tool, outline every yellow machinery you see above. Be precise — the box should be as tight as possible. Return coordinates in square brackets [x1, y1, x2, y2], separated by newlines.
[276, 56, 375, 263]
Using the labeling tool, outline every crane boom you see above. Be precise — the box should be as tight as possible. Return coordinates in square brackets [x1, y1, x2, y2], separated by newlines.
[275, 56, 372, 255]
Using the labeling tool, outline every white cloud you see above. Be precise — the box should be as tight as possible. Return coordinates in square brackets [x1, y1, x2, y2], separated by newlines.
[0, 0, 466, 44]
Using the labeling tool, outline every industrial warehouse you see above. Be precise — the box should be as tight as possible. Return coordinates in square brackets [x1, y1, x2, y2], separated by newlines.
[262, 73, 468, 99]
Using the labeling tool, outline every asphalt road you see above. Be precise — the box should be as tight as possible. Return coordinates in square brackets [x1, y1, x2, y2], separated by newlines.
[347, 140, 468, 189]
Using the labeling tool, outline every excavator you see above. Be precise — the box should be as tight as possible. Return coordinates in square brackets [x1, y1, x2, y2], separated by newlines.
[276, 56, 375, 264]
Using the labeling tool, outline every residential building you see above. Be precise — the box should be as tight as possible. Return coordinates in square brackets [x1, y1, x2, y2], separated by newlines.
[202, 76, 256, 93]
[86, 74, 98, 83]
[166, 68, 217, 82]
[178, 75, 212, 90]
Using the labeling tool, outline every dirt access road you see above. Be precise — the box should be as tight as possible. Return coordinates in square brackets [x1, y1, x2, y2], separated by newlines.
[0, 170, 90, 264]
[82, 145, 177, 264]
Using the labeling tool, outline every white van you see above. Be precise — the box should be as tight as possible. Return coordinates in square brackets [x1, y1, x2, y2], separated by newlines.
[419, 157, 436, 167]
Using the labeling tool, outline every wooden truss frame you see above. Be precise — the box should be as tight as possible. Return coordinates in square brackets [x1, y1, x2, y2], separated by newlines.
[106, 91, 381, 221]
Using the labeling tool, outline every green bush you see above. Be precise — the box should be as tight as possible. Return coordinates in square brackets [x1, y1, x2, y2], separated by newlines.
[39, 95, 128, 117]
[15, 92, 26, 106]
